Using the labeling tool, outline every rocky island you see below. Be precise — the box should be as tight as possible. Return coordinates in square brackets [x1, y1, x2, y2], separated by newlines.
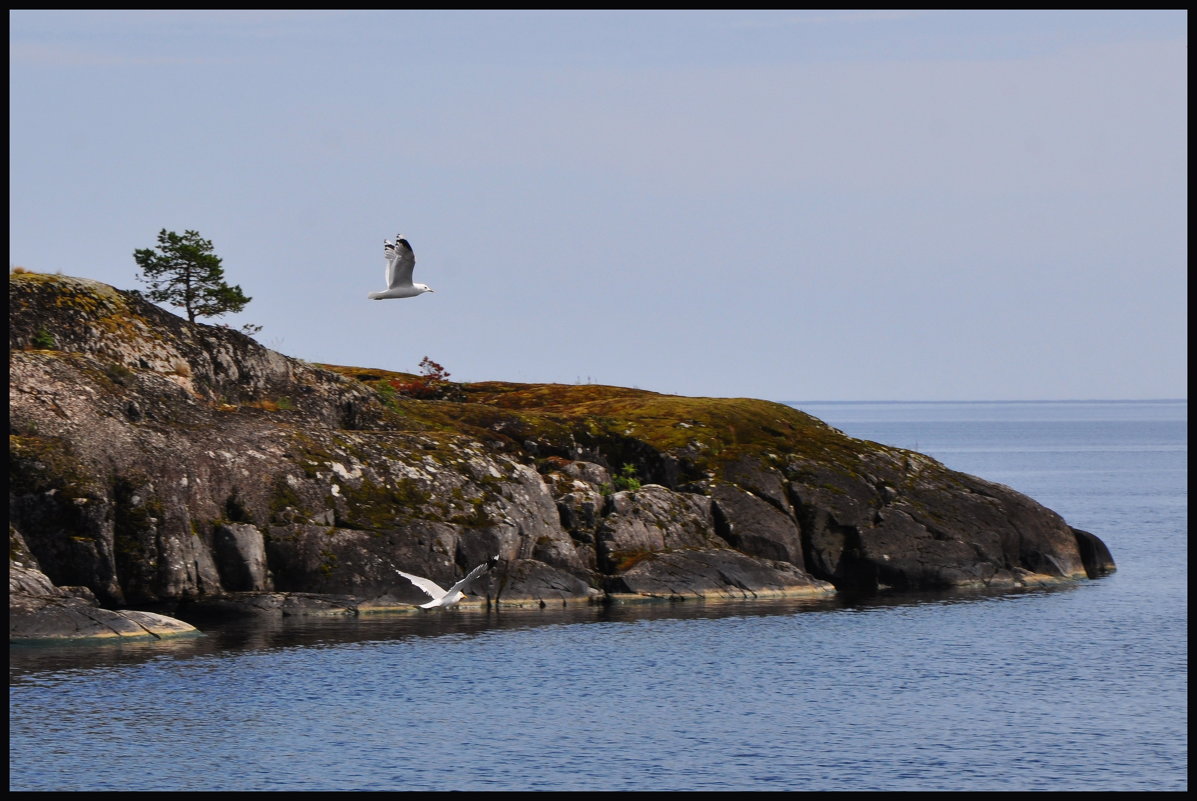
[8, 272, 1116, 642]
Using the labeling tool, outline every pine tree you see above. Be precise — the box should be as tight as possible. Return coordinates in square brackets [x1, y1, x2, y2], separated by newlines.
[133, 229, 251, 324]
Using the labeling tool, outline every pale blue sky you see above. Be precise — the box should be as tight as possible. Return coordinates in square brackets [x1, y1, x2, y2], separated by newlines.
[9, 10, 1187, 401]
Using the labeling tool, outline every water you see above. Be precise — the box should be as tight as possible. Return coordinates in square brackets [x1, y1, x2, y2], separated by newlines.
[9, 400, 1187, 791]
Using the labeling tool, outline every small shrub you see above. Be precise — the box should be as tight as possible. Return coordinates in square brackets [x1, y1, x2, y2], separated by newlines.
[391, 356, 464, 401]
[613, 463, 642, 492]
[31, 328, 57, 350]
[169, 359, 192, 377]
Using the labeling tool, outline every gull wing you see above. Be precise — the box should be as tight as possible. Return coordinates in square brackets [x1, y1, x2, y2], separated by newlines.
[383, 240, 399, 290]
[395, 569, 447, 601]
[384, 234, 416, 290]
[444, 555, 499, 597]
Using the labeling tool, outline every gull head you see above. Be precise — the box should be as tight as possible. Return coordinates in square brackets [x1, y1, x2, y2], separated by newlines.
[415, 283, 435, 294]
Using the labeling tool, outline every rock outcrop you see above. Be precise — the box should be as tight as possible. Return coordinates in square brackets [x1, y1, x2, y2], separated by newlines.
[10, 527, 200, 641]
[8, 272, 1115, 640]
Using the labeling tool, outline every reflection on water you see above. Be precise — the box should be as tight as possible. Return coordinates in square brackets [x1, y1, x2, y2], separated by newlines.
[9, 583, 1077, 681]
[13, 579, 1154, 793]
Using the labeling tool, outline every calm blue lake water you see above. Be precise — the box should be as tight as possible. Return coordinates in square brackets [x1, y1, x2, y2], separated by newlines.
[9, 400, 1187, 791]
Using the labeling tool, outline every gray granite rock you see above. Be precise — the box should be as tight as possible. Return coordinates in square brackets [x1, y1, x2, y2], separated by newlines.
[10, 562, 200, 642]
[607, 548, 834, 600]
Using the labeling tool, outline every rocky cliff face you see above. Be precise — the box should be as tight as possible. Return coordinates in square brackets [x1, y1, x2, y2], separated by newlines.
[8, 272, 1115, 632]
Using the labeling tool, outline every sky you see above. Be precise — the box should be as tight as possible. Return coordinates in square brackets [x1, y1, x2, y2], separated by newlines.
[8, 10, 1188, 402]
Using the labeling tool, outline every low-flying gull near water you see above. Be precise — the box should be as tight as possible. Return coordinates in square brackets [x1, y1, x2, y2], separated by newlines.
[395, 555, 500, 609]
[368, 233, 435, 299]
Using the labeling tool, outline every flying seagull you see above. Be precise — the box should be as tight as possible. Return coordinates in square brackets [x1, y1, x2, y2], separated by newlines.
[395, 555, 500, 609]
[368, 233, 435, 299]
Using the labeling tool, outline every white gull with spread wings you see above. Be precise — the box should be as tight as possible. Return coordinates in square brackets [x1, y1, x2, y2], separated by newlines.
[395, 555, 499, 608]
[368, 233, 435, 299]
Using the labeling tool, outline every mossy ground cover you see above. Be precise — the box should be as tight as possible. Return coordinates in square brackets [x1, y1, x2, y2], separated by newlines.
[320, 365, 891, 482]
[10, 271, 159, 347]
